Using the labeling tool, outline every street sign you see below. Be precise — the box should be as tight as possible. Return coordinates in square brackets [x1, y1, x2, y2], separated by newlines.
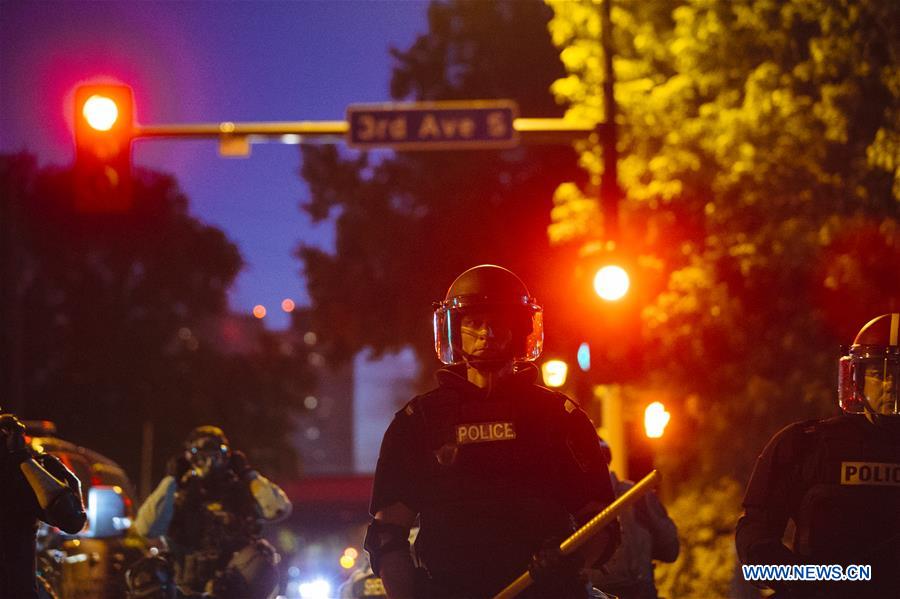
[347, 100, 519, 151]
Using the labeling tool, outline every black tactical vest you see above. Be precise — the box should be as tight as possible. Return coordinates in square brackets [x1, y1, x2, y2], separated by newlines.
[408, 372, 583, 597]
[790, 417, 900, 593]
[167, 474, 260, 591]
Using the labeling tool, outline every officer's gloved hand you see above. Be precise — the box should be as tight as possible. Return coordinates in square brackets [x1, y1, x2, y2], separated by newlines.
[179, 467, 204, 489]
[229, 450, 255, 481]
[527, 538, 583, 594]
[0, 413, 31, 464]
[174, 467, 206, 507]
[166, 453, 192, 481]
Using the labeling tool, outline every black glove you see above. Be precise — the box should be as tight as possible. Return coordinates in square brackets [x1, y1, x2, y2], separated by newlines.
[0, 414, 31, 464]
[527, 538, 583, 594]
[178, 467, 204, 489]
[229, 449, 254, 480]
[165, 453, 192, 480]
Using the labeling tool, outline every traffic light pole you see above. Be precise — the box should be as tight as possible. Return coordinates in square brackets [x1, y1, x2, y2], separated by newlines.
[133, 117, 600, 154]
[599, 0, 620, 241]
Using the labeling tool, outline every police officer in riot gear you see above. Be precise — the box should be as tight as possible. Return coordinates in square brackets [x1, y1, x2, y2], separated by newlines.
[736, 313, 900, 598]
[131, 426, 291, 598]
[366, 265, 619, 598]
[0, 411, 87, 599]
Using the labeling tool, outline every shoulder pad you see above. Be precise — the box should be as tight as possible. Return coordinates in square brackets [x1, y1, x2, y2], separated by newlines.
[772, 418, 820, 438]
[397, 400, 416, 418]
[764, 418, 824, 464]
[394, 393, 435, 418]
[527, 386, 582, 416]
[547, 389, 580, 414]
[788, 416, 857, 439]
[797, 418, 823, 435]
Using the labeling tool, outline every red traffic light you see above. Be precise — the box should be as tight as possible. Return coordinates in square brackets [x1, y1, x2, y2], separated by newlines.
[593, 264, 630, 301]
[73, 84, 134, 212]
[82, 95, 120, 131]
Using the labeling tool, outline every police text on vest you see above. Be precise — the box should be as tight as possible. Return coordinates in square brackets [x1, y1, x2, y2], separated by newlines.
[840, 461, 900, 486]
[456, 422, 516, 445]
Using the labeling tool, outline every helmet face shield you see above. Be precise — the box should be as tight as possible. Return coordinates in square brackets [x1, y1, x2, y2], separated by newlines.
[185, 436, 230, 477]
[838, 314, 900, 420]
[433, 297, 543, 365]
[839, 354, 899, 417]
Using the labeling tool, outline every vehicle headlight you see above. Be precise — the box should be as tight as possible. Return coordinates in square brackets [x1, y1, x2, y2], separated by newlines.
[297, 578, 331, 599]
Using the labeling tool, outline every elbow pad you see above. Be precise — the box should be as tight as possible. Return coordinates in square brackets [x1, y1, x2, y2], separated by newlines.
[134, 477, 177, 539]
[249, 474, 292, 521]
[363, 520, 410, 577]
[46, 489, 87, 534]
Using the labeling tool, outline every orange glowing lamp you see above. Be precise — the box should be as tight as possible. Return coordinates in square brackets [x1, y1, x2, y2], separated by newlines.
[593, 265, 630, 301]
[644, 401, 670, 439]
[541, 359, 569, 388]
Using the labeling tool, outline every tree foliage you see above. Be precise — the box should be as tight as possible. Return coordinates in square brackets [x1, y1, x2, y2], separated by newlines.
[297, 0, 587, 373]
[547, 0, 899, 484]
[654, 477, 746, 599]
[1, 154, 312, 482]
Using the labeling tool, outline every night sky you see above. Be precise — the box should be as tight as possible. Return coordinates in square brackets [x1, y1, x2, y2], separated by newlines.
[1, 0, 429, 329]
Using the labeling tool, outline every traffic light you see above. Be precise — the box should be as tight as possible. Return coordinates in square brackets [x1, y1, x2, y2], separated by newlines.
[73, 84, 134, 212]
[593, 264, 630, 301]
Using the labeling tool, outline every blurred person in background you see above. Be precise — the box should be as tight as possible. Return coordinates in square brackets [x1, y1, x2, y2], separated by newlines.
[129, 425, 291, 598]
[736, 313, 900, 598]
[1, 411, 86, 599]
[588, 440, 679, 599]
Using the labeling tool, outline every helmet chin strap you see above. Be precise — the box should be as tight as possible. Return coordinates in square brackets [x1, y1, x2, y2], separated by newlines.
[461, 352, 510, 372]
[864, 412, 900, 434]
[860, 396, 900, 431]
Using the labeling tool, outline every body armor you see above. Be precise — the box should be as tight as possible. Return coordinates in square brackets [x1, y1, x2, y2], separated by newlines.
[167, 474, 260, 593]
[791, 417, 900, 590]
[391, 367, 605, 597]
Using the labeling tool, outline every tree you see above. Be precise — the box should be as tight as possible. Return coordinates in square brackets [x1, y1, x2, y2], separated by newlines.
[1, 154, 312, 483]
[297, 0, 588, 377]
[547, 0, 899, 481]
[547, 1, 898, 590]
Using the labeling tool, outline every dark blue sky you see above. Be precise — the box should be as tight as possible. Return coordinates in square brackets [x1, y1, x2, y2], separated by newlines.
[1, 0, 429, 329]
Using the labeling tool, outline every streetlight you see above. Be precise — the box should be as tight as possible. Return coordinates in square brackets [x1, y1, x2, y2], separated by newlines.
[541, 359, 569, 388]
[644, 401, 670, 438]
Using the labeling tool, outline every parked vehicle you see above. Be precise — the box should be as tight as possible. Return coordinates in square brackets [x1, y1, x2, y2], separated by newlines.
[26, 421, 144, 599]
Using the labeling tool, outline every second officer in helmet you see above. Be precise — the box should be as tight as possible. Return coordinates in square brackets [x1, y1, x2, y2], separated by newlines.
[366, 265, 619, 598]
[736, 313, 900, 597]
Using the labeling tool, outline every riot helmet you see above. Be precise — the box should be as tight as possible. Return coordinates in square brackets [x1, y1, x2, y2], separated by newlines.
[433, 265, 543, 368]
[184, 425, 231, 478]
[838, 313, 899, 423]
